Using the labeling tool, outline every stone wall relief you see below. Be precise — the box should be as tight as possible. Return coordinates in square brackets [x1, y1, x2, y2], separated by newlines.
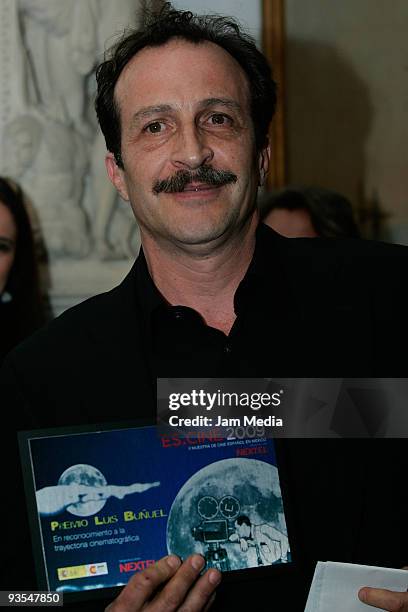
[0, 0, 141, 267]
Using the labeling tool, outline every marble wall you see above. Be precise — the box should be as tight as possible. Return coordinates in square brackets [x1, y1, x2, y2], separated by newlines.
[0, 0, 142, 315]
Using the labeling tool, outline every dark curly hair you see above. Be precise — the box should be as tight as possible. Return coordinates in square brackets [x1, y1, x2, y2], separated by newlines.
[236, 515, 251, 526]
[95, 3, 277, 168]
[0, 177, 47, 360]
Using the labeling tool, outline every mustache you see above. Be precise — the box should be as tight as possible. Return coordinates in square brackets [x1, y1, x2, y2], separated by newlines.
[152, 166, 238, 194]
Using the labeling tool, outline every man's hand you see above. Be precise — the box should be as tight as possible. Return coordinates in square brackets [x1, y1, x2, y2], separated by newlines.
[359, 566, 408, 611]
[105, 554, 221, 612]
[359, 586, 408, 611]
[239, 538, 249, 553]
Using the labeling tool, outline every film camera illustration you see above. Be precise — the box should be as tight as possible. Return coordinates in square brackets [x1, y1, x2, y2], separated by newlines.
[191, 495, 241, 571]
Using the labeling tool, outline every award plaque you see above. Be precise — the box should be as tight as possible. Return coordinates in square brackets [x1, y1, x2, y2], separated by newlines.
[19, 421, 294, 603]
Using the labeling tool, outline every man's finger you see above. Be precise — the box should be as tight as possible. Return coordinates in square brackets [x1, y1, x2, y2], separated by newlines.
[110, 555, 182, 611]
[152, 554, 211, 611]
[202, 591, 217, 612]
[359, 586, 408, 611]
[178, 568, 221, 612]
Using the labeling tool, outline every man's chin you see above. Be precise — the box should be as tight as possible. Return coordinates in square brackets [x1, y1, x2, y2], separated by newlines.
[163, 225, 230, 249]
[157, 213, 254, 251]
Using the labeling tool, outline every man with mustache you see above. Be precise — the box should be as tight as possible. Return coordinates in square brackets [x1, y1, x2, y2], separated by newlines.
[1, 4, 408, 612]
[152, 166, 238, 195]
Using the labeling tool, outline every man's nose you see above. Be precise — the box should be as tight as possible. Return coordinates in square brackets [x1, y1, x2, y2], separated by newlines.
[171, 124, 214, 170]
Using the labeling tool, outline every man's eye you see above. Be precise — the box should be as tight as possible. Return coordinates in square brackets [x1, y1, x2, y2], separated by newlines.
[209, 114, 231, 125]
[144, 122, 165, 134]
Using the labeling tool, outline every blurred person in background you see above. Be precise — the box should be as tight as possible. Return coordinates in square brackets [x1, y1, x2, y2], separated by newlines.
[0, 177, 48, 362]
[260, 185, 361, 238]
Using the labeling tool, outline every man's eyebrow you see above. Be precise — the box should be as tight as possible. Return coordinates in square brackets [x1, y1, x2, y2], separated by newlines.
[129, 105, 174, 128]
[199, 98, 243, 112]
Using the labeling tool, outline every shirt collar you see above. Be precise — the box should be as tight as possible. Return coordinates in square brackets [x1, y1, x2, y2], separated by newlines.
[233, 222, 291, 315]
[134, 247, 165, 327]
[134, 222, 289, 322]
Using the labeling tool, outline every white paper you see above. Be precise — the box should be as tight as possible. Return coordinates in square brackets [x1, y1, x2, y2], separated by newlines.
[304, 561, 408, 612]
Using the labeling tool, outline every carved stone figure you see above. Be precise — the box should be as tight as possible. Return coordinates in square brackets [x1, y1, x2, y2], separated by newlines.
[20, 0, 99, 137]
[3, 110, 90, 258]
[16, 0, 140, 260]
[0, 0, 143, 310]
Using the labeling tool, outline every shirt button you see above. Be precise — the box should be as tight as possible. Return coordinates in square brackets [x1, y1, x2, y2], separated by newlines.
[224, 344, 232, 354]
[173, 308, 184, 320]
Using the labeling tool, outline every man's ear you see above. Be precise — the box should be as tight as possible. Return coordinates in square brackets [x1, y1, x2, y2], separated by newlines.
[258, 140, 271, 187]
[105, 152, 130, 201]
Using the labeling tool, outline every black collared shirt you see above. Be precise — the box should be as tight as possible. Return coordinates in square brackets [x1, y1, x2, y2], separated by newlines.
[133, 222, 395, 380]
[1, 224, 407, 611]
[134, 224, 314, 380]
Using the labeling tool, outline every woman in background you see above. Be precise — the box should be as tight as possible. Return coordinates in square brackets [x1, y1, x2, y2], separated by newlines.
[0, 177, 47, 362]
[261, 185, 361, 239]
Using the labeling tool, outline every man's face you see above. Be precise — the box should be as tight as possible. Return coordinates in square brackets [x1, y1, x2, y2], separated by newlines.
[106, 38, 270, 249]
[235, 521, 251, 539]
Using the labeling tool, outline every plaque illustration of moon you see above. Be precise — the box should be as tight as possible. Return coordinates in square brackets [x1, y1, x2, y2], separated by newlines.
[166, 458, 287, 571]
[58, 464, 107, 516]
